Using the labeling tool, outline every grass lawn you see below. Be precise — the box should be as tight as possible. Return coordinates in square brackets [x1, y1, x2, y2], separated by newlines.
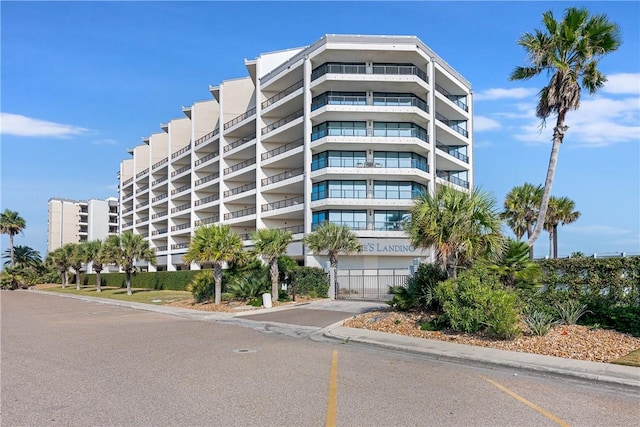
[612, 348, 640, 367]
[41, 285, 192, 305]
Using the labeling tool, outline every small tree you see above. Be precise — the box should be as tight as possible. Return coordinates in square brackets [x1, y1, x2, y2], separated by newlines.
[46, 244, 74, 288]
[544, 196, 580, 259]
[81, 240, 107, 292]
[103, 232, 156, 295]
[69, 243, 84, 290]
[0, 209, 26, 267]
[251, 228, 293, 302]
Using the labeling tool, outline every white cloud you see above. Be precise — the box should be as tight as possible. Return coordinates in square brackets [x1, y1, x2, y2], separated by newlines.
[602, 73, 640, 95]
[564, 225, 630, 235]
[0, 113, 88, 138]
[474, 87, 538, 101]
[474, 116, 501, 132]
[91, 138, 118, 145]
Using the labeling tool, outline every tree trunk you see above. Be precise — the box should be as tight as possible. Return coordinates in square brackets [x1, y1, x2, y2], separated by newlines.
[330, 252, 338, 299]
[548, 229, 553, 259]
[526, 223, 534, 260]
[126, 271, 132, 295]
[96, 270, 102, 293]
[9, 235, 15, 267]
[213, 264, 222, 305]
[62, 271, 67, 288]
[270, 259, 279, 303]
[527, 119, 567, 247]
[76, 270, 81, 290]
[553, 224, 559, 259]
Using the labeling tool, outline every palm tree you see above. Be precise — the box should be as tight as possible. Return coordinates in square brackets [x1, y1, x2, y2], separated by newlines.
[544, 196, 581, 258]
[68, 243, 85, 290]
[0, 209, 26, 267]
[81, 240, 107, 292]
[405, 186, 503, 278]
[103, 232, 156, 295]
[3, 245, 41, 269]
[251, 228, 293, 302]
[501, 183, 543, 259]
[487, 239, 541, 289]
[304, 223, 362, 297]
[511, 7, 621, 246]
[183, 224, 244, 304]
[46, 244, 74, 288]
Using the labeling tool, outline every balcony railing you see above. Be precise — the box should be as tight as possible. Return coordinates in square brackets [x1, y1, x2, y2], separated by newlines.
[434, 83, 469, 112]
[262, 138, 304, 160]
[123, 221, 133, 228]
[171, 243, 189, 250]
[152, 228, 168, 236]
[136, 168, 149, 179]
[312, 189, 367, 201]
[261, 168, 303, 186]
[374, 221, 405, 231]
[224, 133, 256, 153]
[139, 184, 149, 192]
[437, 171, 470, 189]
[123, 192, 133, 200]
[122, 206, 134, 214]
[311, 125, 367, 141]
[372, 127, 428, 142]
[224, 157, 256, 175]
[151, 210, 168, 219]
[311, 63, 366, 80]
[194, 151, 220, 166]
[194, 172, 219, 187]
[373, 95, 429, 113]
[261, 109, 304, 135]
[373, 190, 421, 200]
[171, 223, 190, 232]
[152, 193, 167, 203]
[194, 194, 219, 206]
[152, 157, 168, 170]
[224, 206, 256, 220]
[140, 232, 149, 238]
[171, 184, 190, 195]
[136, 200, 149, 208]
[151, 176, 168, 186]
[195, 128, 219, 146]
[436, 141, 469, 163]
[280, 224, 305, 234]
[262, 195, 304, 212]
[195, 215, 219, 227]
[312, 221, 368, 231]
[171, 164, 190, 177]
[435, 112, 469, 138]
[171, 203, 190, 213]
[262, 79, 304, 108]
[372, 64, 428, 82]
[136, 216, 149, 224]
[311, 94, 367, 111]
[223, 107, 256, 130]
[311, 63, 428, 83]
[123, 177, 133, 186]
[223, 182, 256, 197]
[171, 143, 191, 159]
[156, 245, 168, 252]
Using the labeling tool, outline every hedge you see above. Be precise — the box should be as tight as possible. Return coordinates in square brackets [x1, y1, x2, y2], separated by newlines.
[81, 270, 200, 291]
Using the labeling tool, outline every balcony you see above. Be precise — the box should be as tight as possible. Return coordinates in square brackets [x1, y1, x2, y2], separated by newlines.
[156, 245, 168, 252]
[372, 125, 428, 142]
[223, 182, 256, 198]
[152, 176, 168, 186]
[152, 210, 168, 219]
[171, 143, 191, 159]
[171, 243, 189, 250]
[311, 93, 366, 111]
[436, 141, 469, 163]
[171, 202, 190, 213]
[171, 223, 190, 232]
[373, 95, 428, 113]
[312, 221, 368, 231]
[136, 200, 149, 208]
[224, 158, 255, 175]
[136, 216, 149, 224]
[139, 184, 149, 192]
[224, 206, 256, 220]
[311, 63, 428, 83]
[262, 168, 304, 186]
[262, 196, 304, 212]
[171, 164, 190, 177]
[194, 172, 219, 187]
[435, 112, 469, 138]
[261, 109, 303, 135]
[136, 168, 149, 179]
[311, 63, 366, 80]
[195, 128, 219, 147]
[195, 215, 220, 227]
[195, 151, 220, 166]
[152, 157, 168, 170]
[280, 224, 305, 234]
[224, 133, 256, 153]
[310, 93, 429, 114]
[437, 171, 470, 189]
[262, 80, 304, 109]
[195, 194, 219, 206]
[123, 192, 133, 200]
[122, 206, 134, 214]
[171, 184, 190, 195]
[152, 228, 168, 236]
[224, 107, 256, 130]
[311, 123, 367, 141]
[152, 193, 167, 203]
[123, 177, 133, 186]
[262, 138, 304, 161]
[312, 189, 367, 201]
[435, 83, 469, 112]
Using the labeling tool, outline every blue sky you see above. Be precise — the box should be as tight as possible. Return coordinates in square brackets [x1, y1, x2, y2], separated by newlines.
[1, 1, 639, 260]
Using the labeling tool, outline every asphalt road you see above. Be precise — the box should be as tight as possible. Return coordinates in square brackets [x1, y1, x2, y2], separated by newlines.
[2, 291, 639, 426]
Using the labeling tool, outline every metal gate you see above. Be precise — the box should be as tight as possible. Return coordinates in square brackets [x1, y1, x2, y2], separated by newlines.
[336, 269, 409, 301]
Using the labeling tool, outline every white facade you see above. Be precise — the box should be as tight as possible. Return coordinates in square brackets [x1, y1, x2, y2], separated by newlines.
[48, 197, 118, 252]
[118, 35, 473, 271]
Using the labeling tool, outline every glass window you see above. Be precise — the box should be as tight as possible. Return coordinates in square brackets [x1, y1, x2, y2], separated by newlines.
[374, 210, 409, 231]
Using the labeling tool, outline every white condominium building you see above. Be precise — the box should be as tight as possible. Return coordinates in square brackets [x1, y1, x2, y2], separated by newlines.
[118, 35, 473, 272]
[48, 197, 119, 252]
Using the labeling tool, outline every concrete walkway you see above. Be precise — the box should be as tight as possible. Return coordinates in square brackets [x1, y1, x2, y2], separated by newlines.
[26, 290, 640, 388]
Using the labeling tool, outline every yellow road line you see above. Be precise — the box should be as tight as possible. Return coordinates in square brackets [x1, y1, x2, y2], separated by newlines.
[325, 349, 338, 427]
[481, 376, 571, 427]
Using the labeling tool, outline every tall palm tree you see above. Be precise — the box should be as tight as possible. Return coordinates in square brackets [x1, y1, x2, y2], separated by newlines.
[405, 186, 503, 278]
[251, 228, 293, 302]
[0, 209, 26, 267]
[68, 243, 85, 290]
[103, 232, 156, 295]
[183, 224, 244, 304]
[544, 196, 581, 258]
[304, 222, 362, 296]
[46, 244, 74, 288]
[511, 7, 621, 246]
[501, 183, 543, 259]
[81, 240, 107, 292]
[3, 245, 41, 269]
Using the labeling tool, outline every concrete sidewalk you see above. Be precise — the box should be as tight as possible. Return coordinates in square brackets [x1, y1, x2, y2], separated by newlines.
[26, 289, 640, 388]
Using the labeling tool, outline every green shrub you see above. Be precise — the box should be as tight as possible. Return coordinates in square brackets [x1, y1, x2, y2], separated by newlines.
[188, 271, 215, 303]
[291, 267, 328, 298]
[389, 263, 447, 311]
[523, 310, 556, 336]
[583, 304, 640, 337]
[82, 270, 199, 291]
[435, 267, 521, 339]
[554, 300, 589, 325]
[278, 289, 291, 302]
[227, 275, 270, 301]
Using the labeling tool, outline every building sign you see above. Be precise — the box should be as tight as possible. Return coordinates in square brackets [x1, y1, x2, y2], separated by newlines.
[359, 238, 429, 256]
